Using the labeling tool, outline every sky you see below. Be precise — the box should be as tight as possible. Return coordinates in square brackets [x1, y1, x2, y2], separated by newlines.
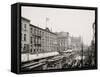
[21, 6, 95, 46]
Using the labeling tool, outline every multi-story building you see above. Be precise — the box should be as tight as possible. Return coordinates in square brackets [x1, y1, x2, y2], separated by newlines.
[56, 32, 70, 52]
[21, 17, 58, 62]
[30, 24, 42, 54]
[56, 32, 82, 52]
[21, 17, 30, 53]
[70, 36, 82, 50]
[30, 24, 57, 54]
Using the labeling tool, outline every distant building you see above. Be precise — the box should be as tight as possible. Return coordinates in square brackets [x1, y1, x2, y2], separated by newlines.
[55, 32, 71, 52]
[70, 36, 82, 50]
[55, 32, 82, 52]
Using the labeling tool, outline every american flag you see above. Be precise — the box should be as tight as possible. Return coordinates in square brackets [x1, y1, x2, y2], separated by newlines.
[46, 17, 50, 21]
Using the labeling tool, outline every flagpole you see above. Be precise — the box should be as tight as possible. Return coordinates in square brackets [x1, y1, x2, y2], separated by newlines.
[46, 17, 47, 28]
[46, 17, 50, 28]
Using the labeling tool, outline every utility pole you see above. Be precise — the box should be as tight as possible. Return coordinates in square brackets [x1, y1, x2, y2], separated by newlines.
[81, 36, 83, 67]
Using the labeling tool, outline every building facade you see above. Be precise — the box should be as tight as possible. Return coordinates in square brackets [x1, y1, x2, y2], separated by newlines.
[29, 25, 57, 54]
[56, 32, 82, 52]
[56, 32, 70, 52]
[70, 36, 82, 50]
[21, 17, 30, 53]
[21, 17, 57, 58]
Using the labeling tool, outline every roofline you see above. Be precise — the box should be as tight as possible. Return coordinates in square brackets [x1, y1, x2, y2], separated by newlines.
[21, 17, 30, 22]
[30, 24, 57, 35]
[21, 17, 56, 35]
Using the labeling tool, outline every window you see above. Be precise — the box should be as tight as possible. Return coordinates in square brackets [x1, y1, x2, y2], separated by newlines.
[30, 49, 32, 53]
[31, 37, 32, 43]
[34, 49, 35, 52]
[24, 24, 26, 31]
[34, 28, 36, 35]
[30, 27, 33, 33]
[40, 31, 41, 36]
[23, 44, 27, 53]
[24, 34, 26, 41]
[37, 29, 39, 35]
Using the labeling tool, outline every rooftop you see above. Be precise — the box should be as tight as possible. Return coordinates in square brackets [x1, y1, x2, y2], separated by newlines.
[21, 17, 56, 35]
[30, 24, 57, 35]
[21, 17, 30, 22]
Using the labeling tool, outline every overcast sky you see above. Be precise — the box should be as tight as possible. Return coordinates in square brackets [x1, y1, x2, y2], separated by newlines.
[21, 6, 95, 46]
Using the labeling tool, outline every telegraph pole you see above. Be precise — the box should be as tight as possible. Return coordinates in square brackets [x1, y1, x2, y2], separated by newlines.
[81, 36, 83, 67]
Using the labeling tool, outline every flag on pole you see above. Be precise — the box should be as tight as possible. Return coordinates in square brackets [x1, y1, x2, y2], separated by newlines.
[46, 17, 50, 28]
[46, 17, 50, 21]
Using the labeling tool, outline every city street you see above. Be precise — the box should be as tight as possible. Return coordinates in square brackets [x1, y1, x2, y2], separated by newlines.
[21, 49, 87, 71]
